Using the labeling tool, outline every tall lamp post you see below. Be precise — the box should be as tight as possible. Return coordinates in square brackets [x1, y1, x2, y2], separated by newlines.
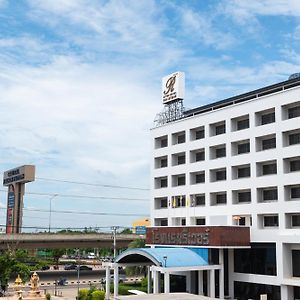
[111, 226, 119, 259]
[48, 194, 58, 233]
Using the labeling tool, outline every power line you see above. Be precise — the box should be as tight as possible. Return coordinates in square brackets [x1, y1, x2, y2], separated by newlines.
[0, 189, 148, 202]
[36, 177, 149, 191]
[0, 224, 135, 231]
[0, 207, 149, 218]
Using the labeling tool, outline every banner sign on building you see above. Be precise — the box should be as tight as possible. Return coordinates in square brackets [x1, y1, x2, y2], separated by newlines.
[162, 71, 185, 104]
[146, 226, 250, 248]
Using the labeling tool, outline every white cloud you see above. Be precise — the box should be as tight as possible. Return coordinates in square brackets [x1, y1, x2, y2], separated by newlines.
[221, 0, 300, 22]
[178, 7, 235, 50]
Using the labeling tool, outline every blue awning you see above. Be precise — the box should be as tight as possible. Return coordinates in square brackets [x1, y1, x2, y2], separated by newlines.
[115, 247, 208, 268]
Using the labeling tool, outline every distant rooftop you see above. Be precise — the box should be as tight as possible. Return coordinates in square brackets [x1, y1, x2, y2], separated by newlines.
[184, 75, 300, 118]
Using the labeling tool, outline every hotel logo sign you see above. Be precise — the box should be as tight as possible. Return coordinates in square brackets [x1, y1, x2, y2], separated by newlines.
[146, 226, 250, 247]
[162, 71, 185, 104]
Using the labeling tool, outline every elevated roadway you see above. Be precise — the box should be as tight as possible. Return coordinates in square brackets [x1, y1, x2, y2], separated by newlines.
[0, 233, 144, 249]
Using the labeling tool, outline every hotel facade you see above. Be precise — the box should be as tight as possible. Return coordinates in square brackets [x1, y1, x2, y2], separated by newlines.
[150, 73, 300, 299]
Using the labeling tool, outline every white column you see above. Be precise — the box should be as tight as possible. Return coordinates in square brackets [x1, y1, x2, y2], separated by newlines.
[105, 266, 110, 300]
[153, 270, 159, 294]
[113, 265, 119, 299]
[147, 266, 151, 294]
[164, 272, 170, 293]
[198, 270, 203, 295]
[219, 249, 225, 299]
[209, 270, 215, 298]
[186, 272, 192, 293]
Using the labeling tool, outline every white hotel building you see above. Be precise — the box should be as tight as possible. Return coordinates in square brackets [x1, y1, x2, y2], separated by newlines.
[150, 73, 300, 299]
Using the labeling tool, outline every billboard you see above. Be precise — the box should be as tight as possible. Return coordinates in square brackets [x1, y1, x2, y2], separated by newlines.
[3, 165, 35, 186]
[162, 71, 185, 104]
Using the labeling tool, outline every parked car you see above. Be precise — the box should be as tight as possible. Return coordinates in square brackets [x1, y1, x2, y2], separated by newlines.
[76, 265, 93, 271]
[64, 264, 77, 270]
[40, 265, 50, 271]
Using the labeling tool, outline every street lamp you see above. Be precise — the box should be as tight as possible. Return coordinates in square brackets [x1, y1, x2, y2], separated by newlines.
[48, 194, 58, 233]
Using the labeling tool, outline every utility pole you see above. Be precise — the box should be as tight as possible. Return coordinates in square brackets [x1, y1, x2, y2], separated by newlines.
[48, 194, 58, 233]
[76, 249, 80, 299]
[111, 226, 119, 259]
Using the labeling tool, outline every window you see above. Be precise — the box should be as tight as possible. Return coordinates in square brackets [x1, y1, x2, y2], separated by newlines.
[155, 135, 168, 149]
[262, 162, 277, 175]
[155, 156, 167, 169]
[290, 159, 300, 172]
[160, 158, 167, 168]
[172, 152, 185, 166]
[288, 105, 300, 119]
[195, 129, 205, 139]
[234, 243, 277, 275]
[190, 171, 205, 184]
[195, 151, 205, 161]
[215, 124, 226, 135]
[195, 173, 205, 184]
[232, 115, 249, 131]
[155, 218, 168, 226]
[216, 193, 227, 204]
[292, 215, 300, 227]
[261, 112, 275, 125]
[237, 142, 250, 154]
[160, 178, 167, 188]
[216, 146, 226, 158]
[190, 194, 205, 206]
[292, 250, 300, 277]
[190, 126, 205, 141]
[190, 149, 205, 163]
[238, 191, 251, 203]
[291, 187, 300, 199]
[262, 137, 276, 150]
[196, 218, 205, 225]
[210, 144, 226, 159]
[155, 177, 168, 189]
[171, 195, 186, 208]
[172, 131, 185, 145]
[172, 174, 187, 187]
[210, 121, 225, 136]
[216, 169, 226, 181]
[237, 118, 249, 130]
[233, 165, 250, 179]
[262, 188, 278, 201]
[154, 197, 168, 209]
[263, 215, 279, 227]
[177, 176, 185, 186]
[289, 132, 300, 145]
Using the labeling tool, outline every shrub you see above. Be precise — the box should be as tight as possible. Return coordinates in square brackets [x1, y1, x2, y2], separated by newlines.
[78, 289, 89, 300]
[45, 292, 51, 300]
[91, 290, 105, 300]
[141, 277, 147, 288]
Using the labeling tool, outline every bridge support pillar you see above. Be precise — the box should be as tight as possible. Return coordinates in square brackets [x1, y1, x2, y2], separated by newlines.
[105, 265, 110, 300]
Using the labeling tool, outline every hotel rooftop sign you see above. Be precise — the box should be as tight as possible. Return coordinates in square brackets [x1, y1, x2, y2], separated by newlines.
[146, 226, 250, 248]
[162, 71, 185, 104]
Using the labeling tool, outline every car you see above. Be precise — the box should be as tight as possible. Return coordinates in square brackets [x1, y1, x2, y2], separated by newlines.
[64, 264, 77, 270]
[41, 265, 50, 271]
[77, 265, 93, 271]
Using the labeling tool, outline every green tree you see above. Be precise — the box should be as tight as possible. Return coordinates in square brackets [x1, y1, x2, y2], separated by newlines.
[120, 228, 132, 234]
[51, 248, 65, 265]
[0, 251, 30, 295]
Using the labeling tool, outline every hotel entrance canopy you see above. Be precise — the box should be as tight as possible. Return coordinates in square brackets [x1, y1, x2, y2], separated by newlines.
[115, 247, 209, 268]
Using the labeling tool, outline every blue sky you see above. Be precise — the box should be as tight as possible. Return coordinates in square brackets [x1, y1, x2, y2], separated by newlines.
[0, 0, 300, 231]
